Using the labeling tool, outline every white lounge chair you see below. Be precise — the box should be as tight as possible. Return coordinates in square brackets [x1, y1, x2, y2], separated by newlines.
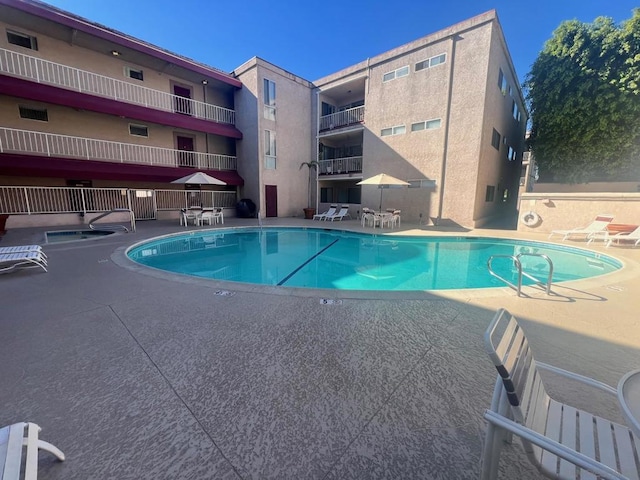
[328, 205, 351, 221]
[548, 214, 614, 241]
[313, 205, 337, 221]
[1, 422, 65, 479]
[0, 245, 46, 258]
[0, 251, 48, 274]
[605, 225, 640, 248]
[481, 308, 639, 480]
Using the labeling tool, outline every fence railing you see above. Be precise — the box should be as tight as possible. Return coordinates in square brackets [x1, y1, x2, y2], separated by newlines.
[0, 127, 237, 171]
[318, 156, 363, 175]
[0, 47, 235, 125]
[0, 186, 237, 215]
[319, 106, 365, 131]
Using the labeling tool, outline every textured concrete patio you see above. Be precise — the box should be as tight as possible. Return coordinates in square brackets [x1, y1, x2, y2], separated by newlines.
[1, 218, 639, 479]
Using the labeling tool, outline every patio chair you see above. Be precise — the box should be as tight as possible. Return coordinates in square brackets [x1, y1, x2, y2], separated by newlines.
[481, 308, 639, 480]
[548, 214, 614, 241]
[605, 225, 640, 248]
[390, 210, 401, 228]
[328, 205, 351, 221]
[1, 422, 65, 479]
[0, 245, 46, 258]
[313, 204, 337, 221]
[0, 251, 48, 274]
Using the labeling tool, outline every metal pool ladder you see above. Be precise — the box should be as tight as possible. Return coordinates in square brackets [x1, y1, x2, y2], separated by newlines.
[487, 253, 554, 297]
[88, 208, 136, 232]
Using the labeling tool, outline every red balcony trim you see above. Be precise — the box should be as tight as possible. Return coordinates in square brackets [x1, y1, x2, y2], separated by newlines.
[0, 75, 242, 139]
[0, 153, 244, 186]
[0, 0, 242, 89]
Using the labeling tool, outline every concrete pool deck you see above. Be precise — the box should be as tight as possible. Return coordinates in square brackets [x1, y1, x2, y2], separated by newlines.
[1, 218, 639, 479]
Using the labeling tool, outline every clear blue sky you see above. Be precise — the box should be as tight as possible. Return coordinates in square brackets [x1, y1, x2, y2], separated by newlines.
[45, 0, 638, 84]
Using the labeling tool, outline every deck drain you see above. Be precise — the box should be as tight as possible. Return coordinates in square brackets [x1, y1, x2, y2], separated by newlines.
[320, 298, 343, 305]
[213, 290, 235, 296]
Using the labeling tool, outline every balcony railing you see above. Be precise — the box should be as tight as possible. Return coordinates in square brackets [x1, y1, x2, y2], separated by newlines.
[0, 127, 237, 170]
[0, 48, 235, 125]
[318, 157, 362, 175]
[319, 106, 365, 131]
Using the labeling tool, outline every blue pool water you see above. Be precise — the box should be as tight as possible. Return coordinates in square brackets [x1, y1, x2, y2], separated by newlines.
[126, 228, 622, 291]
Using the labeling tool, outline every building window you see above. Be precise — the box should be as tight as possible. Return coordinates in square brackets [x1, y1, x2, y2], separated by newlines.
[381, 125, 406, 136]
[498, 68, 507, 95]
[264, 130, 276, 169]
[129, 124, 149, 137]
[507, 146, 517, 161]
[382, 65, 409, 82]
[320, 187, 333, 203]
[485, 185, 495, 202]
[125, 67, 144, 81]
[512, 100, 520, 121]
[491, 129, 501, 150]
[7, 30, 37, 50]
[408, 179, 436, 188]
[411, 119, 441, 132]
[264, 78, 276, 120]
[415, 53, 446, 71]
[19, 106, 48, 121]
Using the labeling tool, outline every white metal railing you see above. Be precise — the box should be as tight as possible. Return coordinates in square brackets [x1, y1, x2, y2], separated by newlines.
[0, 47, 235, 125]
[0, 127, 237, 170]
[319, 106, 365, 131]
[0, 186, 237, 215]
[318, 157, 363, 175]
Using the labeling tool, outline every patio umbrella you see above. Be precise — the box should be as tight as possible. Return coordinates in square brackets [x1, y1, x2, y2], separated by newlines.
[171, 171, 226, 185]
[357, 173, 409, 212]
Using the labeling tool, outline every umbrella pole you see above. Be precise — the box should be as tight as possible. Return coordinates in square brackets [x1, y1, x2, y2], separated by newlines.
[379, 187, 383, 212]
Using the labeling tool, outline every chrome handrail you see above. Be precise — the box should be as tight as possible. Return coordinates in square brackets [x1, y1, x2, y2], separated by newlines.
[516, 253, 554, 295]
[89, 208, 136, 232]
[487, 253, 554, 297]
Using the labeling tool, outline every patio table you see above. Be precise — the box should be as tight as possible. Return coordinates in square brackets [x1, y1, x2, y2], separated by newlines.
[618, 368, 640, 437]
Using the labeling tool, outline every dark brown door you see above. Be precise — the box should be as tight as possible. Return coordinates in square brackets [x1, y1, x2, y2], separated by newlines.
[173, 85, 192, 115]
[265, 185, 278, 217]
[176, 136, 195, 168]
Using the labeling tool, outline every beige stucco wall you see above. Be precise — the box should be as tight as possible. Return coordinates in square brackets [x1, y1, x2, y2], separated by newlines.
[517, 192, 640, 233]
[533, 182, 640, 193]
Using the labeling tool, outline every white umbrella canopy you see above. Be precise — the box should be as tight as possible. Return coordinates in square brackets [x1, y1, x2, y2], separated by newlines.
[357, 173, 409, 211]
[171, 171, 226, 185]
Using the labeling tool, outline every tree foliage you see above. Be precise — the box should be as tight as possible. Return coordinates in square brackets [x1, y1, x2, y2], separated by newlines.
[525, 9, 640, 183]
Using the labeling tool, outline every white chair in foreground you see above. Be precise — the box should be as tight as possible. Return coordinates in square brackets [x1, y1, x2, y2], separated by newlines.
[548, 214, 614, 241]
[1, 422, 65, 480]
[481, 308, 639, 480]
[313, 204, 337, 221]
[0, 245, 46, 258]
[0, 251, 48, 274]
[605, 225, 640, 248]
[328, 205, 351, 221]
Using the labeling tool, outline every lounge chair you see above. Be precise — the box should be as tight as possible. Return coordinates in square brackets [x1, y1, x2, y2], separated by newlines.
[0, 422, 65, 479]
[604, 225, 640, 248]
[328, 205, 351, 221]
[481, 308, 639, 480]
[313, 204, 337, 221]
[0, 245, 46, 258]
[0, 251, 48, 274]
[548, 214, 614, 241]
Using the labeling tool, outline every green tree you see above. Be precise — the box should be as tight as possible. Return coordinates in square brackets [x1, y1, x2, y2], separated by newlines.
[525, 9, 640, 183]
[299, 160, 319, 208]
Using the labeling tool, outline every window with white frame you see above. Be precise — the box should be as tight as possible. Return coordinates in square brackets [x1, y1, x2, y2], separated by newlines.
[264, 78, 276, 120]
[415, 53, 446, 72]
[411, 118, 441, 132]
[381, 125, 406, 136]
[129, 124, 149, 137]
[125, 67, 144, 81]
[382, 65, 409, 82]
[264, 130, 276, 169]
[512, 100, 520, 122]
[7, 30, 37, 50]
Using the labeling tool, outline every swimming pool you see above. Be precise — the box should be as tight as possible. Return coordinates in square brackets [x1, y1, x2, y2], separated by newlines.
[126, 228, 622, 291]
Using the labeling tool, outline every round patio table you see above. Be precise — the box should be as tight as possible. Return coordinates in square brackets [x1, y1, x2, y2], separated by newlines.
[618, 369, 640, 437]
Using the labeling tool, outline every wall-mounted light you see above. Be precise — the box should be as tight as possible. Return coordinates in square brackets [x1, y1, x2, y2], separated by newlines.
[201, 80, 208, 85]
[111, 50, 121, 56]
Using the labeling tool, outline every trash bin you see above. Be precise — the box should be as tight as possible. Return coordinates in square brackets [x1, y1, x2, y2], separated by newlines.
[236, 199, 257, 218]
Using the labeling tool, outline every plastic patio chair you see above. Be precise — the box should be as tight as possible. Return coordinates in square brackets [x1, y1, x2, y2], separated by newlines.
[481, 308, 639, 480]
[313, 205, 337, 221]
[548, 214, 614, 241]
[0, 422, 65, 479]
[0, 251, 48, 274]
[328, 205, 351, 221]
[604, 225, 640, 248]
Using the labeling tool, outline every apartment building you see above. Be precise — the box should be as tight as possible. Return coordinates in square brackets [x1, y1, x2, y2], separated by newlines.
[0, 1, 526, 228]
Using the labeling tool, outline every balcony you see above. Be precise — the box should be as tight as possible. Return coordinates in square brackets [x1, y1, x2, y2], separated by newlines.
[318, 157, 362, 176]
[0, 48, 235, 125]
[0, 127, 237, 171]
[319, 106, 364, 132]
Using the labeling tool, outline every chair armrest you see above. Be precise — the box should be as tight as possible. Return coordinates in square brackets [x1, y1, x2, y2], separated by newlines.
[536, 362, 617, 395]
[484, 410, 626, 480]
